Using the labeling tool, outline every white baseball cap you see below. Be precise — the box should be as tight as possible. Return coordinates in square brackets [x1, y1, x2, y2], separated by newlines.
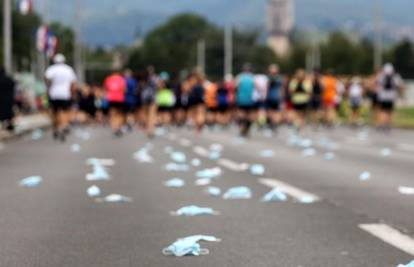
[53, 54, 66, 64]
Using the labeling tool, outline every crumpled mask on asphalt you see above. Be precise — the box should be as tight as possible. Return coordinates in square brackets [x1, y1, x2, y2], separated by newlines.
[302, 148, 316, 157]
[165, 163, 190, 172]
[164, 178, 185, 188]
[381, 148, 392, 157]
[210, 143, 223, 152]
[223, 186, 252, 199]
[19, 176, 43, 187]
[31, 129, 43, 140]
[397, 260, 414, 267]
[209, 151, 221, 161]
[171, 152, 186, 163]
[359, 171, 371, 181]
[250, 164, 265, 176]
[299, 196, 316, 204]
[87, 185, 101, 197]
[163, 235, 221, 257]
[191, 158, 201, 167]
[171, 205, 218, 216]
[261, 188, 288, 202]
[195, 178, 211, 186]
[99, 194, 132, 203]
[196, 168, 222, 179]
[206, 187, 221, 197]
[86, 165, 110, 181]
[324, 152, 335, 161]
[71, 144, 81, 153]
[398, 186, 414, 195]
[260, 150, 274, 158]
[133, 148, 153, 163]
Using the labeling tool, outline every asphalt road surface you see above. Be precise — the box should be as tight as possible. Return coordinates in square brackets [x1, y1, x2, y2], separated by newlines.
[1, 125, 414, 267]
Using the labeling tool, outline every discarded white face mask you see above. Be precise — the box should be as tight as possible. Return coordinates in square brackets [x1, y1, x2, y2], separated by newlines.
[359, 171, 371, 181]
[250, 164, 265, 176]
[196, 168, 222, 179]
[324, 152, 335, 161]
[164, 178, 185, 188]
[209, 151, 221, 161]
[171, 205, 219, 216]
[87, 185, 101, 197]
[164, 146, 173, 154]
[261, 188, 288, 202]
[398, 186, 414, 195]
[171, 152, 186, 163]
[19, 176, 43, 187]
[397, 260, 414, 267]
[31, 129, 43, 140]
[260, 150, 274, 158]
[195, 178, 211, 186]
[381, 148, 392, 157]
[191, 158, 201, 167]
[206, 187, 221, 197]
[133, 148, 153, 163]
[223, 186, 252, 199]
[210, 143, 223, 152]
[71, 144, 81, 153]
[302, 148, 316, 157]
[98, 194, 132, 203]
[165, 163, 190, 172]
[86, 165, 110, 181]
[299, 195, 316, 204]
[163, 235, 221, 257]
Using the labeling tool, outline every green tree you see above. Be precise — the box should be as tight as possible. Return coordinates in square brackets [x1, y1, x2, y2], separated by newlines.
[390, 39, 414, 78]
[49, 22, 75, 65]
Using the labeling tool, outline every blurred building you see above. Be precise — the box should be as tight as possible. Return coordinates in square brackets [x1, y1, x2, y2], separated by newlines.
[267, 0, 295, 56]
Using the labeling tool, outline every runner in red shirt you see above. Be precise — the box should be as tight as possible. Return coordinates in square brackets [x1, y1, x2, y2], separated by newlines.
[104, 70, 126, 137]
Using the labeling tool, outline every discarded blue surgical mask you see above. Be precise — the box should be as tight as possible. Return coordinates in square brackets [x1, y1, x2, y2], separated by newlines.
[86, 165, 110, 181]
[223, 186, 252, 199]
[191, 158, 201, 167]
[99, 194, 132, 203]
[261, 188, 288, 202]
[195, 178, 211, 186]
[19, 176, 43, 187]
[165, 163, 190, 172]
[398, 186, 414, 195]
[31, 129, 43, 140]
[87, 185, 101, 197]
[209, 151, 221, 160]
[260, 150, 274, 158]
[381, 148, 392, 157]
[171, 205, 218, 216]
[71, 144, 81, 153]
[133, 148, 153, 163]
[324, 152, 335, 161]
[164, 178, 185, 188]
[250, 164, 265, 176]
[163, 235, 221, 257]
[299, 139, 313, 148]
[206, 187, 221, 197]
[196, 168, 222, 179]
[397, 260, 414, 267]
[359, 171, 371, 181]
[299, 196, 316, 204]
[302, 148, 316, 157]
[210, 143, 223, 152]
[155, 127, 166, 136]
[171, 152, 186, 163]
[232, 137, 246, 145]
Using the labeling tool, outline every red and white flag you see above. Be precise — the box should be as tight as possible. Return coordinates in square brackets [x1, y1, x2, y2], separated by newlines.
[18, 0, 33, 15]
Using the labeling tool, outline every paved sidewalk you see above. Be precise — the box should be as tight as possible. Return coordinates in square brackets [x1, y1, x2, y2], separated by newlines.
[0, 114, 50, 141]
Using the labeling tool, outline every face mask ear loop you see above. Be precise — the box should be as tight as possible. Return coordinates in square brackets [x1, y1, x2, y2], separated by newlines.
[162, 248, 173, 256]
[199, 248, 210, 255]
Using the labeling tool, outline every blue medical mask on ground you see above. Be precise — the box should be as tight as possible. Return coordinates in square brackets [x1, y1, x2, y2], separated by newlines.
[196, 168, 222, 179]
[171, 205, 217, 216]
[165, 163, 190, 172]
[381, 148, 392, 157]
[260, 150, 274, 158]
[302, 148, 316, 157]
[250, 164, 265, 176]
[164, 178, 185, 188]
[299, 196, 316, 204]
[324, 152, 335, 161]
[87, 185, 101, 197]
[191, 158, 201, 167]
[100, 194, 132, 203]
[261, 188, 288, 202]
[397, 260, 414, 267]
[163, 235, 220, 257]
[206, 187, 221, 197]
[19, 176, 43, 187]
[86, 165, 110, 181]
[71, 144, 81, 153]
[133, 148, 153, 163]
[223, 187, 252, 199]
[171, 152, 186, 163]
[359, 171, 371, 181]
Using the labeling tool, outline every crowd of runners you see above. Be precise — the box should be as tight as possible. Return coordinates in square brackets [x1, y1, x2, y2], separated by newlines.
[44, 54, 405, 141]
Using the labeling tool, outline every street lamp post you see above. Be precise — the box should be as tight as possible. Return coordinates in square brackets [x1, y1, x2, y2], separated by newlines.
[197, 39, 206, 74]
[3, 0, 12, 74]
[374, 0, 383, 71]
[224, 24, 233, 78]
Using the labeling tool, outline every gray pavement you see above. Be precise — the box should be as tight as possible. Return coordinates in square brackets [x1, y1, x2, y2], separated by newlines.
[0, 125, 413, 267]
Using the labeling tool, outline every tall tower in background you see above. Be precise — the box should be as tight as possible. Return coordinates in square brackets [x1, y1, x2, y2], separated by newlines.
[267, 0, 295, 56]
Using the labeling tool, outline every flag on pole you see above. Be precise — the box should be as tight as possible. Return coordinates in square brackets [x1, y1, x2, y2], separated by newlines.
[36, 25, 49, 52]
[46, 35, 58, 58]
[18, 0, 33, 15]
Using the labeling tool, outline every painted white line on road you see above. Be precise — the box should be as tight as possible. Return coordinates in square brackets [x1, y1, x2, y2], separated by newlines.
[179, 138, 192, 147]
[218, 158, 249, 172]
[359, 223, 414, 256]
[397, 143, 414, 153]
[259, 178, 321, 202]
[193, 146, 210, 157]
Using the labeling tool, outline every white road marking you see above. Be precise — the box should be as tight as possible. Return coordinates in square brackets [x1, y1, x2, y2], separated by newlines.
[397, 143, 414, 152]
[218, 158, 249, 172]
[193, 146, 210, 157]
[359, 224, 414, 256]
[259, 178, 321, 202]
[179, 138, 192, 147]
